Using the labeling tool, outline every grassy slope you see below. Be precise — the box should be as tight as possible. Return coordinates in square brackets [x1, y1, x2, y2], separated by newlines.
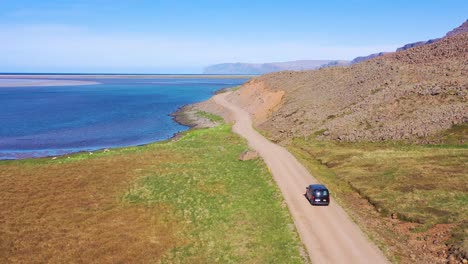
[288, 125, 467, 261]
[0, 125, 305, 263]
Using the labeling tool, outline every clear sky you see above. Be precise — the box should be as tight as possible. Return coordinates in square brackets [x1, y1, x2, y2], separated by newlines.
[1, 0, 467, 73]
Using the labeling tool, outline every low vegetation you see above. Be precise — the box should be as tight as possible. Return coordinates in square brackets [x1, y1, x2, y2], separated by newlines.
[0, 124, 305, 263]
[195, 110, 224, 123]
[288, 125, 467, 262]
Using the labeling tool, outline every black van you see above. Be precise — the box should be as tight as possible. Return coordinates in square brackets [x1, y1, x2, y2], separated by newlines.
[305, 184, 330, 206]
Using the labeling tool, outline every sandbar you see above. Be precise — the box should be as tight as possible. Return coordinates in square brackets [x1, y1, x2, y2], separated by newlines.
[0, 74, 255, 79]
[0, 78, 100, 87]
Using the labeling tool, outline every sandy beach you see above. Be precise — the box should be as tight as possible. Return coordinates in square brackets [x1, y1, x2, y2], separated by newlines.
[0, 78, 99, 87]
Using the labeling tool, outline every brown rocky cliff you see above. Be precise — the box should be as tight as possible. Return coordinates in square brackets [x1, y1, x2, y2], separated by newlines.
[229, 33, 468, 144]
[226, 79, 285, 124]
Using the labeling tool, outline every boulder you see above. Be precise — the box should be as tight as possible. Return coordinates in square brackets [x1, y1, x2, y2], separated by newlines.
[239, 150, 259, 161]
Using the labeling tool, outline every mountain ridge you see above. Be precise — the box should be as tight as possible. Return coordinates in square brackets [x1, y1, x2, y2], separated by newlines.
[203, 60, 348, 74]
[351, 19, 468, 64]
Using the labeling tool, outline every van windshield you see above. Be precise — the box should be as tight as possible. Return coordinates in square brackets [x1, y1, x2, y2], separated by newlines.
[314, 190, 328, 196]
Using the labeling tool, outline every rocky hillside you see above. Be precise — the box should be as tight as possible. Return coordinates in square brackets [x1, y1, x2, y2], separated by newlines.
[203, 60, 347, 74]
[446, 19, 468, 37]
[351, 19, 468, 63]
[395, 38, 439, 52]
[226, 33, 468, 144]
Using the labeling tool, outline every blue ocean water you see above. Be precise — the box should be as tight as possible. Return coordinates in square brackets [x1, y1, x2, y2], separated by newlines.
[0, 77, 248, 159]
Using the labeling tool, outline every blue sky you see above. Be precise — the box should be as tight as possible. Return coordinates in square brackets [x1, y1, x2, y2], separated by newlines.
[1, 0, 467, 73]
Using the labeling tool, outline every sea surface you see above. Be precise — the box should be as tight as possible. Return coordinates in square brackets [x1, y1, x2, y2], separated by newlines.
[0, 76, 248, 159]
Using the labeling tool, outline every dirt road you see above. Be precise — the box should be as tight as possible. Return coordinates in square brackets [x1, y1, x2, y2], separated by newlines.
[214, 92, 389, 264]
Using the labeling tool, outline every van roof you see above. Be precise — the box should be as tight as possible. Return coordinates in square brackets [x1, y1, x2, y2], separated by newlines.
[309, 184, 328, 189]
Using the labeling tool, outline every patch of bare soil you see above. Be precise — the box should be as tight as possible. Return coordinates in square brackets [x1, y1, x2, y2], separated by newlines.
[226, 80, 285, 124]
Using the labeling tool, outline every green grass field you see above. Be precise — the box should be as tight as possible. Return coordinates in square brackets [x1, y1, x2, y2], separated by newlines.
[125, 125, 305, 263]
[0, 124, 305, 263]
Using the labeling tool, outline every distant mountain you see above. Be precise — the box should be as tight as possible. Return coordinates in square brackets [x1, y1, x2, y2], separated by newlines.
[319, 60, 351, 69]
[203, 60, 348, 74]
[396, 38, 440, 52]
[351, 19, 468, 64]
[350, 52, 390, 64]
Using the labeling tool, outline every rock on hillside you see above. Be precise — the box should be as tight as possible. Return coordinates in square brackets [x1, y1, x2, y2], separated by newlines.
[226, 33, 468, 144]
[203, 60, 347, 74]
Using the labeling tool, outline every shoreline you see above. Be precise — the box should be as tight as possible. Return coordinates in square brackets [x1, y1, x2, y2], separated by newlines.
[171, 86, 239, 128]
[0, 85, 242, 160]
